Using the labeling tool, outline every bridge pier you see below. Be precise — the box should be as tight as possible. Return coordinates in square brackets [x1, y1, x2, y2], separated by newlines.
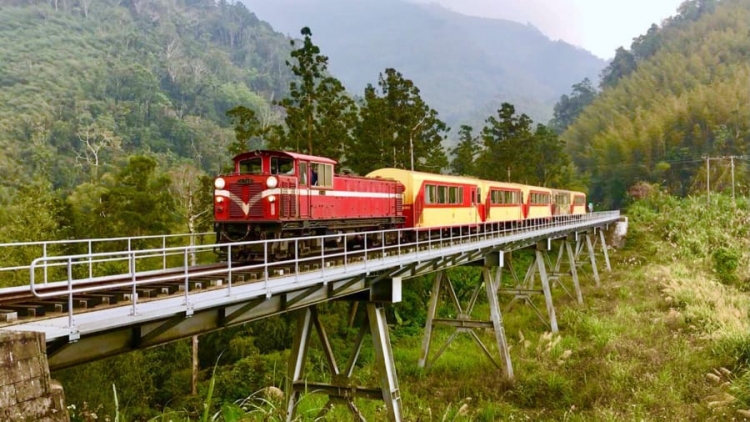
[501, 229, 612, 333]
[418, 253, 514, 379]
[573, 228, 611, 285]
[286, 283, 402, 421]
[501, 241, 561, 333]
[543, 235, 583, 305]
[0, 331, 69, 421]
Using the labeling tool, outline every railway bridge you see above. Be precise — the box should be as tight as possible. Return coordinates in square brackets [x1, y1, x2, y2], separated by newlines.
[0, 212, 623, 421]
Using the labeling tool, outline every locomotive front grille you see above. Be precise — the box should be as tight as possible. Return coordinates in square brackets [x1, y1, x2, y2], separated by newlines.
[229, 184, 264, 218]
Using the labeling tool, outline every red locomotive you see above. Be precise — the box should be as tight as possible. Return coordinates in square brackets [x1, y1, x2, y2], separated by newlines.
[213, 150, 404, 259]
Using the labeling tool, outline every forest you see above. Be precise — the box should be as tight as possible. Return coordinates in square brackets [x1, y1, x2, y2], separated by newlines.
[2, 0, 750, 420]
[561, 0, 750, 207]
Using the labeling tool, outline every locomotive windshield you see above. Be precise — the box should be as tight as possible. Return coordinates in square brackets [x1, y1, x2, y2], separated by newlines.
[239, 157, 262, 175]
[271, 157, 294, 175]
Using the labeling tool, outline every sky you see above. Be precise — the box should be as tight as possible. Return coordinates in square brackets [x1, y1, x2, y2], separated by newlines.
[411, 0, 686, 59]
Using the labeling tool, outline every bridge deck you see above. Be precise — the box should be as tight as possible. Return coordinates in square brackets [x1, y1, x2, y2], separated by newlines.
[0, 212, 620, 370]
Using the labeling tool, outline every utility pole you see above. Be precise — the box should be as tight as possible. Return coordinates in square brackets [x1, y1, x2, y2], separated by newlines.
[706, 156, 710, 203]
[731, 155, 736, 201]
[410, 117, 427, 172]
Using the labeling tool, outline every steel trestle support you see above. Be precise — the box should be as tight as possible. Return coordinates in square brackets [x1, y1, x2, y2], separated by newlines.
[286, 302, 402, 421]
[418, 259, 514, 379]
[501, 230, 611, 333]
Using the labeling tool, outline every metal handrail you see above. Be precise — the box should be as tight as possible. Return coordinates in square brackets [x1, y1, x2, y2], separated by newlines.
[0, 231, 214, 280]
[28, 212, 616, 291]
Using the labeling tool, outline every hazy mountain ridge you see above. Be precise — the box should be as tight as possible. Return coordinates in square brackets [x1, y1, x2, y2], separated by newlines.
[242, 0, 606, 128]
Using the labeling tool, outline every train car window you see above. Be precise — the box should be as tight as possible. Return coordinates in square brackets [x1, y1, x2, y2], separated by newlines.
[449, 187, 459, 204]
[425, 184, 436, 204]
[299, 162, 308, 186]
[476, 188, 481, 204]
[438, 186, 448, 204]
[239, 158, 262, 174]
[311, 163, 333, 187]
[272, 157, 294, 175]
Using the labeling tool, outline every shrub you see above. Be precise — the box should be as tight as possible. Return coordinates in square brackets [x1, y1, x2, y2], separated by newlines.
[712, 247, 740, 284]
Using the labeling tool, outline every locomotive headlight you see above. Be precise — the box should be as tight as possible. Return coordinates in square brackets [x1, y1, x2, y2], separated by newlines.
[216, 197, 225, 203]
[214, 178, 226, 189]
[267, 195, 276, 203]
[266, 176, 278, 188]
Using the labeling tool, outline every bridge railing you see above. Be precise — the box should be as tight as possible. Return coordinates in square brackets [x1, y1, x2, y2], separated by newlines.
[26, 211, 620, 335]
[0, 232, 214, 287]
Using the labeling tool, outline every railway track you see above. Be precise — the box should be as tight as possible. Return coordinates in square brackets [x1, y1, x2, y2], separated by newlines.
[0, 263, 228, 321]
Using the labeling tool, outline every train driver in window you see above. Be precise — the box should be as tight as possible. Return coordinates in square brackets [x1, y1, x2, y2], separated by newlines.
[311, 167, 318, 186]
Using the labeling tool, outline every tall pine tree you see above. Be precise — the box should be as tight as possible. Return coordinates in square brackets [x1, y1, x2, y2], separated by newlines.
[449, 125, 482, 176]
[274, 27, 356, 161]
[350, 68, 448, 175]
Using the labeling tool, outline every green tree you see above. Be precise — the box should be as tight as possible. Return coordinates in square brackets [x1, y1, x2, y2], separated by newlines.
[531, 124, 574, 187]
[631, 24, 662, 62]
[549, 78, 597, 134]
[599, 47, 637, 90]
[675, 0, 717, 23]
[314, 76, 357, 161]
[449, 125, 482, 176]
[477, 103, 535, 183]
[349, 68, 448, 175]
[99, 155, 176, 237]
[169, 163, 214, 237]
[274, 27, 356, 160]
[226, 105, 265, 156]
[477, 103, 572, 186]
[0, 180, 65, 287]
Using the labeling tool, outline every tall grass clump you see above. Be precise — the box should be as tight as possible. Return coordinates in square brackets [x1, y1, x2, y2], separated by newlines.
[626, 186, 750, 415]
[627, 185, 750, 285]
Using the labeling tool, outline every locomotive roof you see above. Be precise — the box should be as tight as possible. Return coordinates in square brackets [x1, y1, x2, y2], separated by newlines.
[233, 150, 337, 165]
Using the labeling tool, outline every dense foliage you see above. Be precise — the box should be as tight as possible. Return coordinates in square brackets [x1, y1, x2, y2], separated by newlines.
[0, 0, 293, 199]
[561, 0, 750, 207]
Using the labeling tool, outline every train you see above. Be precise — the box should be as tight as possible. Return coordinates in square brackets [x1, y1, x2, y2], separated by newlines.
[213, 150, 587, 260]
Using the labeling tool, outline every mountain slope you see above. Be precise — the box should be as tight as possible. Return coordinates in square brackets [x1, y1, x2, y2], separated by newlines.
[562, 0, 749, 207]
[0, 0, 293, 197]
[242, 0, 605, 126]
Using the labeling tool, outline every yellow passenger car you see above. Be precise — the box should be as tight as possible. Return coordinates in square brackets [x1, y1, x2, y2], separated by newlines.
[480, 180, 524, 224]
[516, 184, 553, 220]
[366, 169, 482, 229]
[552, 189, 587, 216]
